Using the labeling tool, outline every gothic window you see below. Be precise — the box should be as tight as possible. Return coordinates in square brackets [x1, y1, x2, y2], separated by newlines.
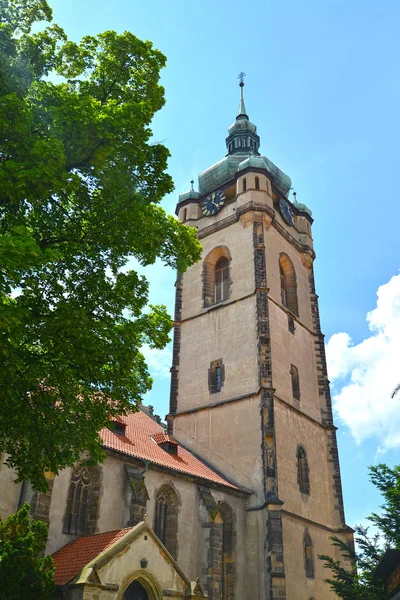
[154, 484, 179, 559]
[208, 359, 225, 394]
[215, 257, 229, 303]
[291, 364, 300, 400]
[255, 176, 260, 190]
[182, 208, 187, 221]
[63, 467, 91, 535]
[203, 247, 231, 307]
[279, 253, 299, 315]
[220, 502, 236, 600]
[63, 465, 101, 536]
[125, 465, 149, 527]
[242, 177, 247, 192]
[297, 446, 310, 494]
[303, 531, 315, 578]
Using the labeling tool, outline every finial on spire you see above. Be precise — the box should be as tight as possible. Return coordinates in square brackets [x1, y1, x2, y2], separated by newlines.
[190, 179, 194, 191]
[237, 72, 247, 117]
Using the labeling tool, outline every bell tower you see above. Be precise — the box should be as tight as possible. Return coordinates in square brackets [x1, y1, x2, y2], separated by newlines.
[168, 77, 352, 600]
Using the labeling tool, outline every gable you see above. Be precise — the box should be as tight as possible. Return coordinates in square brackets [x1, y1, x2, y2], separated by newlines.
[54, 522, 201, 599]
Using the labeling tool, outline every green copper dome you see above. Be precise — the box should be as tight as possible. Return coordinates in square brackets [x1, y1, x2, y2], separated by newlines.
[294, 200, 312, 217]
[178, 189, 202, 203]
[197, 80, 292, 197]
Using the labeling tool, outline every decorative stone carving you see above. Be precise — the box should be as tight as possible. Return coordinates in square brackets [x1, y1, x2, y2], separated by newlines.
[301, 251, 314, 269]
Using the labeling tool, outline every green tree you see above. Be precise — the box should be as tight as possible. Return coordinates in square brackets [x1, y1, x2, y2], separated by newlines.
[0, 0, 201, 491]
[0, 503, 55, 599]
[319, 464, 400, 599]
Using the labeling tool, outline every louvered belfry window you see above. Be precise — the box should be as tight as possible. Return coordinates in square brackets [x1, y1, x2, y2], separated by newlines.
[279, 253, 299, 315]
[63, 467, 91, 535]
[215, 257, 229, 303]
[203, 247, 231, 308]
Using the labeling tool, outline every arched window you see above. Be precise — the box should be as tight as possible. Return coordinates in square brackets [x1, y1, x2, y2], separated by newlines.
[154, 484, 179, 559]
[63, 467, 91, 535]
[291, 364, 300, 400]
[279, 253, 298, 315]
[242, 177, 247, 192]
[220, 502, 236, 600]
[255, 176, 260, 190]
[297, 446, 310, 494]
[63, 465, 101, 536]
[203, 247, 231, 307]
[303, 531, 315, 578]
[182, 208, 187, 221]
[215, 257, 229, 303]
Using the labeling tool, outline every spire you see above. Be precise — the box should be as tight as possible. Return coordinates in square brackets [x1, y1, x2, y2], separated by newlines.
[225, 72, 260, 156]
[237, 71, 248, 118]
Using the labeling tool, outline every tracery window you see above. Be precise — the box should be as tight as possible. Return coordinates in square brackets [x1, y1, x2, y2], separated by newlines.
[154, 484, 179, 559]
[291, 364, 300, 400]
[297, 446, 310, 494]
[279, 253, 299, 315]
[303, 531, 315, 578]
[63, 467, 91, 535]
[203, 247, 231, 307]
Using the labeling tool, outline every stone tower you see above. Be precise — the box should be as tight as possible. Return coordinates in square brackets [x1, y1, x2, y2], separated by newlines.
[167, 79, 352, 600]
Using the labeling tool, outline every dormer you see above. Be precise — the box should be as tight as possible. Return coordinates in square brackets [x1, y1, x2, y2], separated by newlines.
[152, 432, 179, 455]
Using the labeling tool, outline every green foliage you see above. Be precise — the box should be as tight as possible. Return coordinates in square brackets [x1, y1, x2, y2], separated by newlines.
[0, 503, 55, 600]
[319, 463, 400, 599]
[0, 0, 201, 491]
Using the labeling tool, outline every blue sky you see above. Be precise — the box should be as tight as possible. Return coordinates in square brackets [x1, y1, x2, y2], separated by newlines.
[50, 0, 400, 529]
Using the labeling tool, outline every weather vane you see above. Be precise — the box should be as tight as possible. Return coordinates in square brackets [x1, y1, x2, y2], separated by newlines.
[238, 71, 246, 86]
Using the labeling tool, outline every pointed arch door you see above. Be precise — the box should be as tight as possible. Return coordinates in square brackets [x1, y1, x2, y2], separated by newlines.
[123, 580, 149, 600]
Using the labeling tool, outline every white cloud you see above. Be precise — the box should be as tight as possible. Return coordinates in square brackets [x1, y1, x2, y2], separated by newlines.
[326, 273, 400, 450]
[141, 343, 172, 379]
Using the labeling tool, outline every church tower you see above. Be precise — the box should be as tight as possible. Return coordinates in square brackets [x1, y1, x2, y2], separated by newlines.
[168, 76, 352, 600]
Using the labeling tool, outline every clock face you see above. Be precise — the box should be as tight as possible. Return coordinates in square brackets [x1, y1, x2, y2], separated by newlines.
[279, 198, 296, 227]
[201, 190, 225, 217]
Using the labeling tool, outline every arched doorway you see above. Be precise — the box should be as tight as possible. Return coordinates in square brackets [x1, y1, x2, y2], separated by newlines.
[123, 580, 149, 600]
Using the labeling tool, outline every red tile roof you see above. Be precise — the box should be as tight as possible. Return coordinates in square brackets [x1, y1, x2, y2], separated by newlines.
[52, 529, 130, 585]
[100, 409, 238, 489]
